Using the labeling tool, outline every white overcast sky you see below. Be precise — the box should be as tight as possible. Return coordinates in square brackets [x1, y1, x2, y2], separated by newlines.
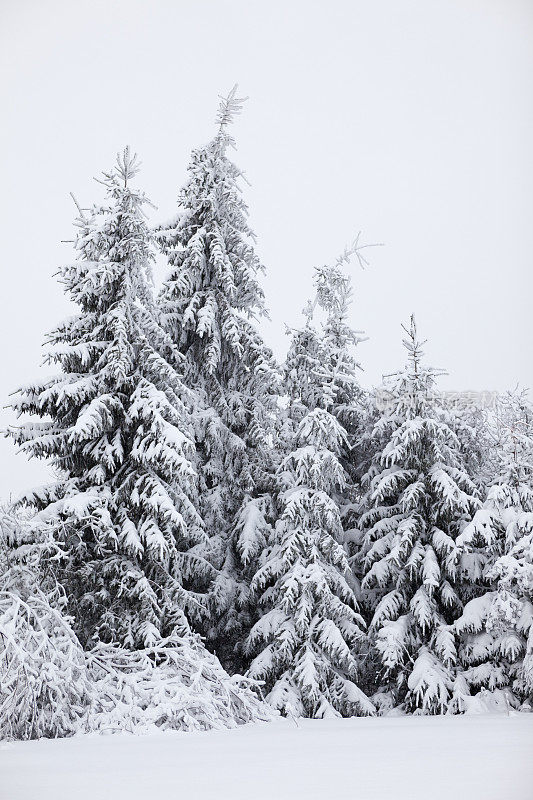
[1, 0, 532, 496]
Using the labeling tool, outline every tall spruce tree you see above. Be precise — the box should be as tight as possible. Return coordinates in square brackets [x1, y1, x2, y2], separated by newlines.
[156, 88, 279, 669]
[246, 408, 374, 717]
[246, 256, 373, 717]
[454, 390, 533, 707]
[9, 149, 211, 649]
[358, 316, 479, 713]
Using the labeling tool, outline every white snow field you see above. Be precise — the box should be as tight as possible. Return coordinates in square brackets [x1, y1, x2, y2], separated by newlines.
[1, 714, 532, 800]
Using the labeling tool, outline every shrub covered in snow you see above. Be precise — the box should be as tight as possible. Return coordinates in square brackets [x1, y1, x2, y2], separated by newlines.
[0, 599, 273, 742]
[0, 590, 92, 740]
[0, 505, 273, 741]
[87, 635, 273, 734]
[0, 583, 273, 741]
[0, 506, 92, 740]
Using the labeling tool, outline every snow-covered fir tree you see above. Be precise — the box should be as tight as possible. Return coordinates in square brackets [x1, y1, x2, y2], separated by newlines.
[246, 407, 374, 717]
[454, 390, 533, 707]
[156, 87, 279, 669]
[246, 256, 373, 718]
[8, 149, 211, 649]
[283, 243, 369, 510]
[358, 316, 479, 714]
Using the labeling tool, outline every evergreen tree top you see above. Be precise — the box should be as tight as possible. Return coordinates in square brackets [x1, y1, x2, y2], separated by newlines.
[491, 389, 533, 489]
[100, 146, 142, 189]
[286, 238, 373, 417]
[378, 315, 447, 420]
[215, 84, 248, 148]
[65, 147, 157, 310]
[158, 86, 268, 356]
[305, 234, 375, 328]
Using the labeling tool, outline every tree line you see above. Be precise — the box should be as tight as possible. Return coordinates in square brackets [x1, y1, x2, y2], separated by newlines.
[1, 88, 531, 738]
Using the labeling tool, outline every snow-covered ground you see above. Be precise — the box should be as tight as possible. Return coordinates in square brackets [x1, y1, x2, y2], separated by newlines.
[2, 713, 532, 800]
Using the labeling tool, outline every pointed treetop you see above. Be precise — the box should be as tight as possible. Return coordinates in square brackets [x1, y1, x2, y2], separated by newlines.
[99, 146, 141, 190]
[116, 146, 141, 185]
[215, 84, 248, 132]
[385, 315, 446, 396]
[401, 314, 425, 376]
